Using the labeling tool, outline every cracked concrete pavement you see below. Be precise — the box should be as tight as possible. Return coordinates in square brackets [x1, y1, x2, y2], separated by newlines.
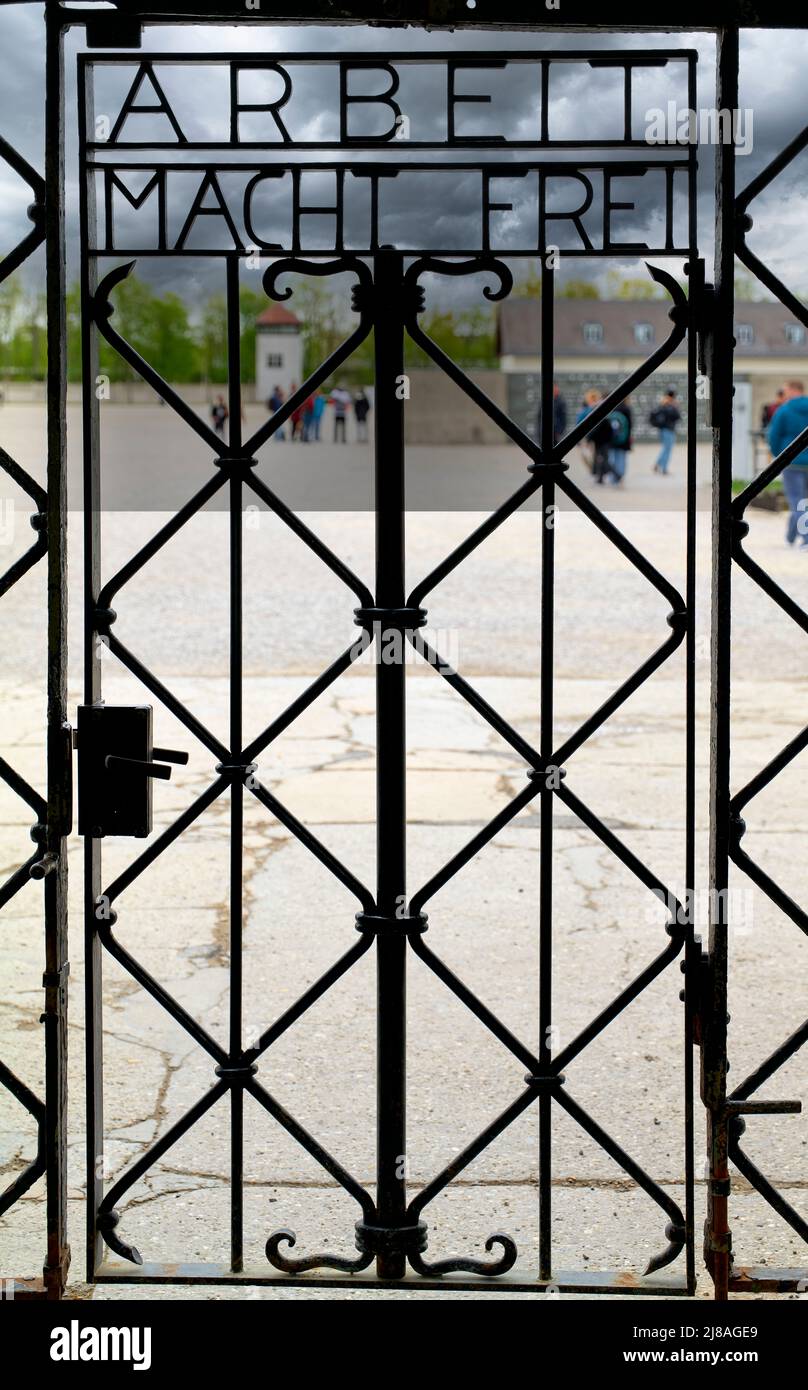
[1, 417, 806, 1299]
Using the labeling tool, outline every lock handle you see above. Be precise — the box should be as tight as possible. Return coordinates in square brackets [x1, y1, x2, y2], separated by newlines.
[152, 746, 189, 766]
[105, 754, 173, 781]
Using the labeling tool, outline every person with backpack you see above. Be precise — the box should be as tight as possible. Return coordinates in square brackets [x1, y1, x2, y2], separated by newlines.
[210, 395, 228, 438]
[330, 384, 352, 442]
[767, 379, 808, 548]
[650, 389, 681, 475]
[354, 388, 371, 442]
[311, 390, 327, 441]
[267, 385, 286, 441]
[608, 397, 632, 485]
[537, 383, 568, 446]
[579, 390, 615, 483]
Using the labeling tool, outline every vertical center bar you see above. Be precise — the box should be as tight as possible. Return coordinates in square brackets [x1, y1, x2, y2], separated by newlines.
[538, 260, 555, 1282]
[684, 51, 700, 1298]
[78, 51, 104, 1285]
[44, 0, 69, 1299]
[226, 253, 245, 1272]
[706, 25, 739, 1304]
[373, 250, 408, 1279]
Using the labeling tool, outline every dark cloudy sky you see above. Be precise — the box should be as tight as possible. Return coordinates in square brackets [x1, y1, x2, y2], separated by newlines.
[0, 7, 807, 309]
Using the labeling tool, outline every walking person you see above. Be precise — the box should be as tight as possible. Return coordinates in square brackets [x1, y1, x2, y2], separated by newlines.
[311, 391, 326, 441]
[608, 397, 632, 485]
[650, 388, 681, 475]
[210, 394, 228, 438]
[267, 385, 286, 441]
[761, 388, 785, 432]
[578, 390, 615, 484]
[289, 384, 305, 441]
[330, 383, 351, 442]
[538, 382, 568, 446]
[767, 379, 808, 549]
[354, 388, 371, 442]
[301, 393, 316, 442]
[576, 389, 601, 475]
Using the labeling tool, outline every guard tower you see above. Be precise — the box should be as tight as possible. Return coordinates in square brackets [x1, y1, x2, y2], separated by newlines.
[255, 301, 303, 404]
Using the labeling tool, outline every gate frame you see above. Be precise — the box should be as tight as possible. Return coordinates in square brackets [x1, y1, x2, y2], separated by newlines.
[77, 38, 700, 1297]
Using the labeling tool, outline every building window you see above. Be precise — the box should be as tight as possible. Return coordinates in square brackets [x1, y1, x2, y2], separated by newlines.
[582, 322, 603, 344]
[736, 323, 754, 346]
[634, 322, 654, 344]
[785, 322, 806, 345]
[266, 352, 284, 368]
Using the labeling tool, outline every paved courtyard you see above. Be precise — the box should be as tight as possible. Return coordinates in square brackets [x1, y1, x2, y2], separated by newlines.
[0, 404, 805, 1299]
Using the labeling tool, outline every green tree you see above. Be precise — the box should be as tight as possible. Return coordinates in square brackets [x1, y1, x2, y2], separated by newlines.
[0, 281, 23, 377]
[151, 292, 198, 382]
[289, 275, 347, 379]
[66, 282, 82, 382]
[605, 270, 665, 300]
[197, 294, 228, 383]
[238, 284, 264, 385]
[405, 306, 496, 370]
[560, 279, 600, 299]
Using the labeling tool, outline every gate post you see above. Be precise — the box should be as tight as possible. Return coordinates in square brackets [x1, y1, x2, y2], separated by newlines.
[372, 249, 408, 1279]
[705, 23, 739, 1303]
[43, 0, 69, 1299]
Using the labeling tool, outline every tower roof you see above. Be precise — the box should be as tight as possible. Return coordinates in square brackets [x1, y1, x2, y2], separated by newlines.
[256, 302, 301, 329]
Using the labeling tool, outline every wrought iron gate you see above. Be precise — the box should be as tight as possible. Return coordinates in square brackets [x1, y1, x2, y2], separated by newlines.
[0, 4, 805, 1302]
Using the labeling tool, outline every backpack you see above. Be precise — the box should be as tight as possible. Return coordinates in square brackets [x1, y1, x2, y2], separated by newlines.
[649, 406, 668, 429]
[609, 410, 630, 447]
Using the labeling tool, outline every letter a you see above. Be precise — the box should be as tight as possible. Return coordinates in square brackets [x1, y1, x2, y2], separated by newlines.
[50, 1328, 70, 1362]
[109, 63, 187, 145]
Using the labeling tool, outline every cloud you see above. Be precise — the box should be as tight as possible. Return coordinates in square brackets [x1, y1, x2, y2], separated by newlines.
[0, 14, 804, 311]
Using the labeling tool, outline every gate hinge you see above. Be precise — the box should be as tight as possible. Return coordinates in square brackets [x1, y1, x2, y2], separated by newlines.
[694, 280, 717, 423]
[703, 1218, 732, 1275]
[57, 720, 73, 838]
[84, 15, 142, 49]
[681, 940, 711, 1048]
[43, 1243, 71, 1299]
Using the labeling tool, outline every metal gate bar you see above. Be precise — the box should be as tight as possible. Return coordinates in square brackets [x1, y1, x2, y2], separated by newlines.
[705, 25, 808, 1300]
[0, 0, 69, 1300]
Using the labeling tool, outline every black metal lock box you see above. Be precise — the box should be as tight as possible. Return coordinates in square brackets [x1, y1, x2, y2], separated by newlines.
[76, 704, 187, 838]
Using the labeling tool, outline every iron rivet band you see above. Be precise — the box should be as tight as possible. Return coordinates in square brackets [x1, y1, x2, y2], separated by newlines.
[524, 1072, 565, 1088]
[526, 458, 569, 475]
[355, 1220, 428, 1256]
[353, 606, 428, 631]
[215, 761, 258, 780]
[355, 911, 428, 937]
[215, 1062, 259, 1080]
[527, 766, 565, 784]
[94, 607, 117, 632]
[214, 455, 259, 472]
